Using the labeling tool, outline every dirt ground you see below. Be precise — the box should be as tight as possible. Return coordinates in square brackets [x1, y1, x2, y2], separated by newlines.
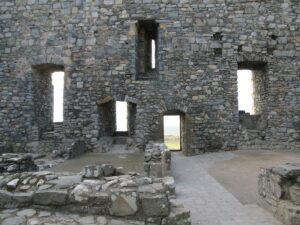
[209, 150, 300, 205]
[49, 152, 144, 174]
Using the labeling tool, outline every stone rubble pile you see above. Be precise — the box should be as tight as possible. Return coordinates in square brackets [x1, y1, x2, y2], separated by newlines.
[53, 139, 89, 159]
[0, 153, 38, 173]
[144, 143, 171, 177]
[0, 166, 190, 225]
[0, 153, 65, 173]
[258, 163, 300, 225]
[83, 163, 124, 178]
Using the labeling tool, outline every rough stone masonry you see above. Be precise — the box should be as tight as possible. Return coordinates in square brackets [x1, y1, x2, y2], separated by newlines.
[258, 163, 300, 225]
[0, 166, 191, 225]
[0, 0, 299, 155]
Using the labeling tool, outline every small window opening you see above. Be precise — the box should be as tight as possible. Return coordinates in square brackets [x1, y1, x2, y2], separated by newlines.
[213, 32, 223, 41]
[164, 115, 181, 151]
[214, 48, 222, 56]
[116, 101, 128, 132]
[238, 70, 254, 114]
[51, 72, 64, 122]
[238, 45, 243, 52]
[269, 34, 277, 40]
[151, 39, 156, 69]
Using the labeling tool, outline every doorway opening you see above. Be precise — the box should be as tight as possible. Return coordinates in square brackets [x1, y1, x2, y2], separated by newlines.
[116, 101, 128, 132]
[163, 115, 181, 151]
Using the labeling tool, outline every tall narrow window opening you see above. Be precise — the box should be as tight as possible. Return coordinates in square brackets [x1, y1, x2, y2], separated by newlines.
[237, 70, 254, 114]
[137, 20, 158, 80]
[51, 72, 64, 122]
[116, 101, 128, 132]
[151, 39, 156, 69]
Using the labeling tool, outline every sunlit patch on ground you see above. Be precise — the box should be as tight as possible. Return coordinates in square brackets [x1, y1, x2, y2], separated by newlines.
[165, 135, 180, 150]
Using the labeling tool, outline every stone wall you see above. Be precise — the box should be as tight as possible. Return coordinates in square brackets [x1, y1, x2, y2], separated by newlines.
[258, 163, 300, 225]
[0, 0, 299, 155]
[0, 168, 190, 225]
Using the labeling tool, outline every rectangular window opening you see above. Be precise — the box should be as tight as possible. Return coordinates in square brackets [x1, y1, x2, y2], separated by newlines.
[116, 101, 128, 132]
[51, 72, 64, 123]
[164, 115, 181, 151]
[238, 70, 254, 115]
[137, 20, 158, 80]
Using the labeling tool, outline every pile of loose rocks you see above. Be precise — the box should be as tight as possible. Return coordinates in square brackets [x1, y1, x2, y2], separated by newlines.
[144, 143, 171, 177]
[0, 153, 38, 173]
[258, 163, 300, 225]
[53, 139, 89, 159]
[0, 153, 64, 172]
[0, 164, 190, 225]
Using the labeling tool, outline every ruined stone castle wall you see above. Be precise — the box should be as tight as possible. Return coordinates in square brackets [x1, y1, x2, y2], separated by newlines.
[0, 0, 299, 154]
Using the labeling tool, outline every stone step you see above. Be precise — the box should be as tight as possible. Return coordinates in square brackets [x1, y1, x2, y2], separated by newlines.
[110, 144, 128, 153]
[113, 137, 128, 145]
[109, 144, 137, 154]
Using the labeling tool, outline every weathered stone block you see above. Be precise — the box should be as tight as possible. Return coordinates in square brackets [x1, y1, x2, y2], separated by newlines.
[110, 190, 138, 216]
[71, 184, 91, 203]
[162, 177, 175, 195]
[1, 216, 26, 225]
[149, 163, 162, 177]
[141, 194, 169, 217]
[277, 201, 300, 225]
[33, 190, 68, 205]
[12, 192, 33, 205]
[102, 164, 116, 177]
[289, 185, 300, 205]
[49, 175, 82, 189]
[6, 178, 19, 191]
[272, 164, 300, 178]
[0, 190, 12, 207]
[88, 192, 110, 205]
[162, 150, 171, 177]
[161, 207, 191, 225]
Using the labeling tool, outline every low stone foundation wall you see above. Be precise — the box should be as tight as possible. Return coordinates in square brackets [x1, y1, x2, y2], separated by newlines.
[239, 141, 300, 151]
[0, 153, 38, 173]
[0, 165, 190, 225]
[258, 163, 300, 225]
